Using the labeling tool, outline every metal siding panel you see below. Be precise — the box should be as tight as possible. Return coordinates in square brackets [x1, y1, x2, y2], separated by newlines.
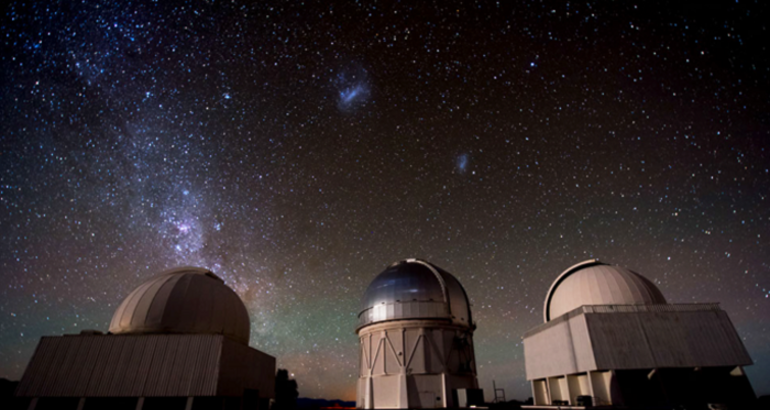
[143, 335, 170, 396]
[719, 310, 753, 363]
[130, 335, 156, 396]
[199, 335, 228, 396]
[177, 335, 201, 396]
[84, 336, 109, 395]
[106, 334, 222, 397]
[163, 335, 185, 396]
[197, 335, 224, 396]
[58, 337, 85, 395]
[218, 337, 276, 398]
[208, 335, 223, 395]
[50, 337, 83, 396]
[587, 313, 656, 370]
[16, 337, 54, 396]
[157, 335, 182, 396]
[193, 335, 213, 395]
[32, 337, 65, 396]
[716, 310, 751, 363]
[164, 335, 190, 395]
[586, 310, 753, 370]
[190, 336, 207, 394]
[204, 334, 221, 395]
[523, 319, 579, 380]
[69, 336, 103, 396]
[526, 305, 752, 381]
[155, 336, 178, 396]
[697, 311, 728, 364]
[568, 314, 596, 371]
[629, 309, 752, 368]
[690, 310, 750, 365]
[107, 335, 137, 396]
[216, 336, 237, 396]
[35, 338, 64, 395]
[15, 334, 248, 398]
[642, 311, 694, 366]
[88, 335, 117, 396]
[15, 338, 43, 395]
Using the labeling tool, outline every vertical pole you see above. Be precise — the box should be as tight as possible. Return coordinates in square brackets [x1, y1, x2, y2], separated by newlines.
[76, 398, 86, 410]
[26, 398, 38, 410]
[530, 381, 537, 405]
[364, 376, 373, 409]
[382, 331, 387, 375]
[441, 372, 448, 408]
[586, 371, 596, 406]
[398, 328, 409, 409]
[135, 397, 145, 410]
[563, 374, 572, 405]
[185, 397, 194, 410]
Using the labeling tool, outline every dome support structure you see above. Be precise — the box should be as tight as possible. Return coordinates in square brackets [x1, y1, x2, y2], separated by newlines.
[356, 259, 482, 409]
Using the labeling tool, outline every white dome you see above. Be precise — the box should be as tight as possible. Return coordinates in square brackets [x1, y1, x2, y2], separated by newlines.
[109, 267, 251, 344]
[544, 259, 666, 322]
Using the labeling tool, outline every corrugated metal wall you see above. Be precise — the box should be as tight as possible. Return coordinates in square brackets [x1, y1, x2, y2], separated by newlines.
[523, 314, 590, 380]
[218, 337, 276, 398]
[16, 334, 224, 397]
[523, 305, 753, 381]
[588, 309, 753, 370]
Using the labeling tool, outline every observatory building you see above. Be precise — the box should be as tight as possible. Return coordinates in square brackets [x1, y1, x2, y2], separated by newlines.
[14, 267, 275, 410]
[356, 259, 482, 409]
[522, 259, 755, 408]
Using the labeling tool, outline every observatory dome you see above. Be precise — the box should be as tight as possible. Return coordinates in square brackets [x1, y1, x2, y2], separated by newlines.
[544, 259, 666, 322]
[109, 267, 251, 345]
[358, 258, 473, 329]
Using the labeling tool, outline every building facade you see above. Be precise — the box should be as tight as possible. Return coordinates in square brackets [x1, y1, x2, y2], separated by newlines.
[356, 259, 481, 409]
[523, 259, 755, 408]
[14, 267, 275, 410]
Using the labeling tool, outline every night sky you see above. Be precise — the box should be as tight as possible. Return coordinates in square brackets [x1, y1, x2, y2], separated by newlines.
[1, 0, 769, 401]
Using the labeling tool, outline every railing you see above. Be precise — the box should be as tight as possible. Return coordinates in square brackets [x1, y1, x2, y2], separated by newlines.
[357, 301, 450, 329]
[524, 303, 722, 338]
[582, 303, 720, 314]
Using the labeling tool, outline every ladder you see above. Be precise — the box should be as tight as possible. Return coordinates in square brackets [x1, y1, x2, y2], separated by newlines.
[493, 380, 506, 403]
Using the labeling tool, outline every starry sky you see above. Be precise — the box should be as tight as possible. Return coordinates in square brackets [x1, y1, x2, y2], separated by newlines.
[1, 0, 769, 401]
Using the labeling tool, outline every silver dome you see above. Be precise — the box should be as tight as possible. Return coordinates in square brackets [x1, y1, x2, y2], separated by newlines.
[544, 259, 667, 322]
[358, 259, 473, 329]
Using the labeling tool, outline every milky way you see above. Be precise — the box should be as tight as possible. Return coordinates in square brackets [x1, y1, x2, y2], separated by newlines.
[1, 0, 769, 401]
